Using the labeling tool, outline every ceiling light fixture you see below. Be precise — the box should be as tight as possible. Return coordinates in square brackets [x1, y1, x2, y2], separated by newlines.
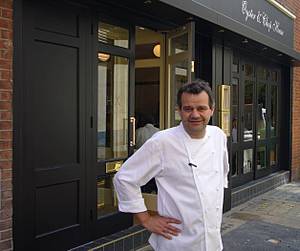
[153, 44, 161, 58]
[242, 38, 248, 44]
[98, 52, 111, 62]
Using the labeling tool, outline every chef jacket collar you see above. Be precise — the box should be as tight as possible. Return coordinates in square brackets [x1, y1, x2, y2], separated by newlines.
[179, 122, 210, 141]
[179, 122, 211, 167]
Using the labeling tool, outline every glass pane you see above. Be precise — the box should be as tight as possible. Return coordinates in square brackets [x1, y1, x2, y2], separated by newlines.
[257, 67, 267, 81]
[97, 54, 129, 160]
[271, 70, 278, 82]
[270, 144, 277, 166]
[271, 85, 278, 137]
[231, 151, 238, 176]
[171, 60, 188, 125]
[98, 22, 129, 48]
[245, 63, 254, 77]
[243, 80, 253, 141]
[232, 57, 239, 73]
[97, 175, 118, 218]
[232, 78, 239, 143]
[243, 149, 253, 174]
[135, 67, 160, 149]
[135, 43, 160, 60]
[169, 33, 188, 56]
[257, 146, 266, 170]
[257, 83, 266, 140]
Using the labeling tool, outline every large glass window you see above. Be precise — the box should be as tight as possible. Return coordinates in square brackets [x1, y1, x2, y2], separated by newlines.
[257, 146, 266, 170]
[232, 78, 239, 143]
[232, 57, 239, 73]
[270, 144, 278, 166]
[172, 60, 188, 125]
[243, 80, 254, 141]
[243, 149, 253, 174]
[98, 22, 129, 49]
[97, 54, 129, 160]
[245, 63, 254, 77]
[97, 176, 118, 218]
[257, 83, 266, 140]
[271, 85, 278, 137]
[232, 151, 238, 176]
[169, 33, 188, 55]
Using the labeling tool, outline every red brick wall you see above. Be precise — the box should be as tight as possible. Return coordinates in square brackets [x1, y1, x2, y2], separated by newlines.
[280, 0, 300, 180]
[0, 0, 12, 250]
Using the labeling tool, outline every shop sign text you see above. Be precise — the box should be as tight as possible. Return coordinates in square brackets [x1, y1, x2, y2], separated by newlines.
[241, 0, 284, 36]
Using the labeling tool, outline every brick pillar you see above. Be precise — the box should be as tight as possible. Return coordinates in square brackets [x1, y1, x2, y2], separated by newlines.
[0, 0, 13, 250]
[279, 0, 300, 181]
[285, 1, 300, 181]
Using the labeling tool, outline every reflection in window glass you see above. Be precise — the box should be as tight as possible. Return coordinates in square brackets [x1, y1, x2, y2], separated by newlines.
[245, 64, 254, 77]
[231, 151, 238, 176]
[244, 80, 253, 141]
[271, 70, 278, 82]
[169, 33, 188, 56]
[257, 67, 267, 80]
[135, 43, 160, 60]
[97, 54, 128, 160]
[243, 149, 252, 174]
[232, 79, 239, 143]
[97, 176, 118, 218]
[98, 22, 129, 48]
[271, 85, 278, 137]
[232, 57, 239, 73]
[172, 60, 188, 125]
[270, 144, 277, 166]
[257, 83, 266, 140]
[257, 146, 266, 170]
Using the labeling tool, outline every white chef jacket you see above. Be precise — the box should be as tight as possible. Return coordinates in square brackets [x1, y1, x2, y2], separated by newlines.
[114, 123, 229, 251]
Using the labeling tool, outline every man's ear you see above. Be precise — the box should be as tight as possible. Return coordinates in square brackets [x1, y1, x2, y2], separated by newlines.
[211, 106, 215, 116]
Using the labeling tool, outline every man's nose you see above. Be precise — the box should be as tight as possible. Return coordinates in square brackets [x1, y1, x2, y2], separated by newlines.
[190, 109, 201, 118]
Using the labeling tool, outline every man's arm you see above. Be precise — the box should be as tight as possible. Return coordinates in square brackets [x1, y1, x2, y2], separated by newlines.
[114, 138, 181, 239]
[223, 133, 229, 188]
[135, 211, 181, 240]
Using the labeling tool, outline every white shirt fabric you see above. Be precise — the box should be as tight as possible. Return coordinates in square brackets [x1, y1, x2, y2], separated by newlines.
[136, 123, 160, 149]
[114, 123, 229, 251]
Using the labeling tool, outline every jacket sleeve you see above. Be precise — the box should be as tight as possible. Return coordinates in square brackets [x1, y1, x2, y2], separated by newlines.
[113, 137, 163, 213]
[223, 134, 230, 188]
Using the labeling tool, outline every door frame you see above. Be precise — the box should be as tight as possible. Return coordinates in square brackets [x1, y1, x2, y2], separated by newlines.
[230, 51, 282, 188]
[89, 14, 135, 239]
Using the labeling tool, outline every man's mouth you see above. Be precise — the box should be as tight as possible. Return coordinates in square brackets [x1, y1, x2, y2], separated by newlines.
[189, 120, 203, 124]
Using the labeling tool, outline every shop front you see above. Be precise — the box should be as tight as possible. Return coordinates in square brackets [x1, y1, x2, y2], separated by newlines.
[13, 0, 300, 249]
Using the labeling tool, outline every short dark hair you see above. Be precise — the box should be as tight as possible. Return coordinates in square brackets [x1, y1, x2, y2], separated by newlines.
[177, 80, 215, 109]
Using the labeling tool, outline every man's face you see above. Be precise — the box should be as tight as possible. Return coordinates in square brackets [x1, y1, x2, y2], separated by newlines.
[178, 91, 214, 138]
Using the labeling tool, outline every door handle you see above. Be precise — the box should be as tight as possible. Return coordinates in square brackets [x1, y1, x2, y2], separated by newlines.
[130, 117, 136, 147]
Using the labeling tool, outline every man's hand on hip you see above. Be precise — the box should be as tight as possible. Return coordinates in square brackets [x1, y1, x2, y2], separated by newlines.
[135, 211, 181, 240]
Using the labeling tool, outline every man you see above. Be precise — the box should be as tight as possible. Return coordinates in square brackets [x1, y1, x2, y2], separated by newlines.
[136, 114, 160, 149]
[114, 80, 229, 251]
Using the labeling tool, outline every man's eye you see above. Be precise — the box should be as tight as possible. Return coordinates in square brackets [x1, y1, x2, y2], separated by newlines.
[183, 107, 193, 112]
[197, 107, 208, 111]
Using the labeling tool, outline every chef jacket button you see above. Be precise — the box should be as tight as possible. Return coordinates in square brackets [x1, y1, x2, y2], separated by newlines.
[216, 187, 220, 191]
[215, 170, 218, 174]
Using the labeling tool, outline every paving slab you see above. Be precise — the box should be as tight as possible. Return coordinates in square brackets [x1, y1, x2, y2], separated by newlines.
[222, 220, 300, 251]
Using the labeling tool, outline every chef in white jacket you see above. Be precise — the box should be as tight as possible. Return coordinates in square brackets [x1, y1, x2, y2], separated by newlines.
[114, 80, 229, 251]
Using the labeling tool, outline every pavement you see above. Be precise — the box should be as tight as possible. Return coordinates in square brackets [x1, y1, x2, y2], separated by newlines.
[138, 182, 300, 251]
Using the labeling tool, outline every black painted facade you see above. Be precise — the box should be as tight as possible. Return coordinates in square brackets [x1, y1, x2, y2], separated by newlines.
[13, 0, 297, 249]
